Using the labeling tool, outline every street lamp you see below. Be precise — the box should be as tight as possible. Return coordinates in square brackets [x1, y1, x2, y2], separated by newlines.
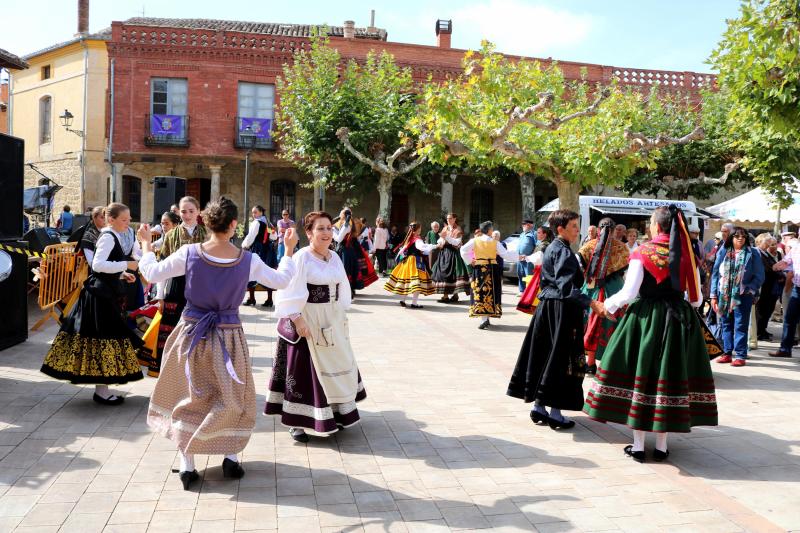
[59, 109, 84, 137]
[240, 125, 257, 217]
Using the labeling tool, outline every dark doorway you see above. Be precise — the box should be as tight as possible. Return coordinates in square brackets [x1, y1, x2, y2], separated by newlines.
[186, 178, 211, 209]
[122, 175, 142, 221]
[390, 193, 409, 229]
[470, 187, 494, 232]
[270, 180, 296, 224]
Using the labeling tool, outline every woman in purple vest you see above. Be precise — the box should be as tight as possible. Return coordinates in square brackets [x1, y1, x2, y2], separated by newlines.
[137, 197, 298, 490]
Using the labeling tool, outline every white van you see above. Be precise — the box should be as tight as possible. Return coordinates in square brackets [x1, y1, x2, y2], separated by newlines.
[536, 195, 707, 240]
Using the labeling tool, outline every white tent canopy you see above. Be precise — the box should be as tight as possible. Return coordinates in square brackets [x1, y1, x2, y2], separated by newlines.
[706, 187, 800, 224]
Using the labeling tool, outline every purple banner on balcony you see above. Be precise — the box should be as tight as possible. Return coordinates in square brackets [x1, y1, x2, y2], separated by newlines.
[240, 117, 272, 139]
[151, 114, 182, 135]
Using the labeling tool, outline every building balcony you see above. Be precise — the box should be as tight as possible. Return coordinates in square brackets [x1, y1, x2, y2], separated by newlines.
[145, 113, 190, 147]
[234, 116, 274, 150]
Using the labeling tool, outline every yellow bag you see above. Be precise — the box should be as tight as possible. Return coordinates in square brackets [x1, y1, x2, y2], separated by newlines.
[141, 310, 161, 358]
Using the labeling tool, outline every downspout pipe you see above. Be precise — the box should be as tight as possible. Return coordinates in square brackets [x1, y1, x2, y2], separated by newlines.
[80, 36, 89, 212]
[108, 58, 115, 202]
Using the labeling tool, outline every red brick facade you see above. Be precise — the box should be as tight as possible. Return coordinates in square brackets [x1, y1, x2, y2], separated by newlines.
[106, 18, 715, 230]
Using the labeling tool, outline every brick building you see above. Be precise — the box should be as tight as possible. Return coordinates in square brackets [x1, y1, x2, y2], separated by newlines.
[105, 17, 712, 233]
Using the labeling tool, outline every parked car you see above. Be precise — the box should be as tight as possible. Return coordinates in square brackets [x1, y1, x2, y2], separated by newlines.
[501, 234, 520, 281]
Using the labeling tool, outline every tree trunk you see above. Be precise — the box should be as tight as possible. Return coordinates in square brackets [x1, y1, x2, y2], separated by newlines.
[554, 179, 582, 213]
[774, 206, 782, 237]
[377, 175, 394, 221]
[518, 173, 536, 220]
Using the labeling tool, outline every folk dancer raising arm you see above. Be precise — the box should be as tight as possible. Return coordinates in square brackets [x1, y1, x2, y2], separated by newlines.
[461, 220, 528, 330]
[266, 211, 367, 443]
[583, 206, 718, 462]
[384, 222, 437, 308]
[138, 197, 297, 489]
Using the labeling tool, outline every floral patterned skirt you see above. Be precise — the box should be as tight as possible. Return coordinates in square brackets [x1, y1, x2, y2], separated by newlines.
[469, 261, 503, 318]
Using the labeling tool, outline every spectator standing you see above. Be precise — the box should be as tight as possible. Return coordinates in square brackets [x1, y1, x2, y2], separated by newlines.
[755, 234, 784, 341]
[711, 226, 765, 366]
[516, 219, 537, 294]
[625, 228, 639, 252]
[770, 236, 800, 358]
[614, 224, 627, 242]
[276, 210, 296, 261]
[426, 221, 441, 269]
[389, 225, 403, 251]
[581, 225, 598, 246]
[372, 217, 390, 277]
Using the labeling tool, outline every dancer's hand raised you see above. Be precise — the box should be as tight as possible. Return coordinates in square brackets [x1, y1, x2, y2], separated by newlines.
[284, 228, 299, 256]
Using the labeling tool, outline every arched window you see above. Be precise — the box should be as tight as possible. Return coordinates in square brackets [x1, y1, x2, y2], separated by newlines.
[470, 188, 494, 232]
[270, 180, 296, 223]
[122, 176, 142, 221]
[39, 96, 52, 144]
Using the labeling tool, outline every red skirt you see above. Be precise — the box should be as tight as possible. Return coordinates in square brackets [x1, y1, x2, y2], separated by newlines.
[516, 266, 542, 315]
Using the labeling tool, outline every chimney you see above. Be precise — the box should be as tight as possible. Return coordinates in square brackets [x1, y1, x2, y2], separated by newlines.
[343, 20, 355, 39]
[77, 0, 89, 36]
[436, 19, 452, 49]
[367, 9, 377, 34]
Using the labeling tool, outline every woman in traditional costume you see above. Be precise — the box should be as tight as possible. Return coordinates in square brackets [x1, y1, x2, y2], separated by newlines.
[583, 206, 718, 462]
[431, 213, 471, 302]
[333, 208, 377, 298]
[242, 205, 279, 308]
[145, 196, 208, 378]
[384, 222, 437, 308]
[138, 197, 297, 489]
[577, 218, 630, 374]
[508, 210, 600, 430]
[267, 211, 367, 443]
[516, 226, 553, 315]
[460, 221, 524, 330]
[41, 203, 144, 405]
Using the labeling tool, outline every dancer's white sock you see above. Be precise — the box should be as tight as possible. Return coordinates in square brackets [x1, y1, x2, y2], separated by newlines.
[224, 453, 239, 463]
[412, 293, 420, 305]
[480, 317, 490, 325]
[532, 402, 548, 416]
[632, 430, 646, 452]
[179, 452, 195, 472]
[94, 385, 112, 399]
[550, 408, 569, 423]
[655, 432, 668, 452]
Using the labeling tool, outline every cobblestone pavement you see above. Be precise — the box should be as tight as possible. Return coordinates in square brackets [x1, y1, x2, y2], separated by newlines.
[1, 282, 798, 532]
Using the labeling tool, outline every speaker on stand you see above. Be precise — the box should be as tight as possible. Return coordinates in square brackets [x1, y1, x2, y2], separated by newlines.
[152, 176, 186, 224]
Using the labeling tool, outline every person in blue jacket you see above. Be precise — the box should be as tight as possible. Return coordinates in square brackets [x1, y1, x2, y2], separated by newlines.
[516, 219, 537, 293]
[710, 226, 765, 367]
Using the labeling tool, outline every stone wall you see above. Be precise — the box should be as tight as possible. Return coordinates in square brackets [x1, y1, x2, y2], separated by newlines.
[23, 156, 82, 225]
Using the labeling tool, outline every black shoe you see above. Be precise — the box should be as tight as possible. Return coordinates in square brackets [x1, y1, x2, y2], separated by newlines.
[399, 301, 407, 308]
[652, 449, 670, 462]
[548, 417, 575, 430]
[243, 298, 256, 306]
[529, 410, 549, 426]
[222, 458, 245, 479]
[409, 304, 424, 309]
[261, 300, 274, 308]
[624, 445, 645, 463]
[478, 321, 490, 330]
[586, 364, 597, 375]
[438, 296, 450, 303]
[290, 428, 310, 443]
[179, 470, 199, 490]
[449, 294, 459, 303]
[757, 333, 772, 341]
[93, 393, 124, 406]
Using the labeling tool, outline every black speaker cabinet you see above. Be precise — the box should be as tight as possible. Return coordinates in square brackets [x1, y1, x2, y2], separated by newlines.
[153, 177, 186, 223]
[0, 134, 24, 240]
[23, 228, 61, 253]
[0, 240, 28, 351]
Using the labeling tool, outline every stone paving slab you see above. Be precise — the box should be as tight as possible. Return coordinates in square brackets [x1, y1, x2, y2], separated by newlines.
[0, 284, 798, 532]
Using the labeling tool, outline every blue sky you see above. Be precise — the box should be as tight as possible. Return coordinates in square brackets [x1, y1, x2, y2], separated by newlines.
[4, 0, 741, 73]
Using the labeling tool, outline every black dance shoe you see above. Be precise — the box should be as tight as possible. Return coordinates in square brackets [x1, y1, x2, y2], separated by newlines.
[290, 428, 310, 443]
[624, 445, 645, 463]
[179, 470, 199, 490]
[478, 321, 490, 330]
[243, 298, 256, 306]
[93, 393, 124, 406]
[438, 296, 450, 303]
[399, 301, 407, 308]
[409, 304, 424, 309]
[652, 449, 670, 462]
[261, 300, 274, 308]
[529, 410, 549, 426]
[449, 294, 459, 303]
[222, 458, 245, 479]
[548, 417, 575, 430]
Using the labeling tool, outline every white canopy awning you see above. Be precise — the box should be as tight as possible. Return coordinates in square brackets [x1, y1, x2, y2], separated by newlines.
[706, 187, 800, 224]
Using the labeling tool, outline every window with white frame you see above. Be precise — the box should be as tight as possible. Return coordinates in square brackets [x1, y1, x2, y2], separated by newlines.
[39, 96, 52, 144]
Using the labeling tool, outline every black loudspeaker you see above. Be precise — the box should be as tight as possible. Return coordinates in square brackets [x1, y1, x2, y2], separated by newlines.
[0, 241, 28, 351]
[153, 177, 186, 223]
[0, 134, 25, 240]
[23, 228, 60, 253]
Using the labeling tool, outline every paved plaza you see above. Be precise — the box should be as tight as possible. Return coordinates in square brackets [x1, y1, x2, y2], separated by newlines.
[1, 282, 799, 533]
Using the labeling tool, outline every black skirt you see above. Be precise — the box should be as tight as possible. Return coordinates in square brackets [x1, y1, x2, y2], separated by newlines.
[507, 298, 586, 410]
[41, 276, 144, 384]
